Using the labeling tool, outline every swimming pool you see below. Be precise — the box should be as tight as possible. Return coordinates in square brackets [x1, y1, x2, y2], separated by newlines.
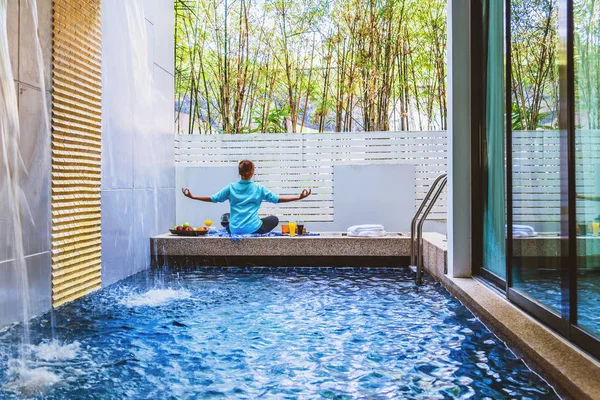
[0, 267, 558, 399]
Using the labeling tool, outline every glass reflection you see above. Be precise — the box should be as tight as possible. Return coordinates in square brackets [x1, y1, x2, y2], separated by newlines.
[510, 0, 561, 313]
[574, 0, 600, 338]
[482, 0, 506, 280]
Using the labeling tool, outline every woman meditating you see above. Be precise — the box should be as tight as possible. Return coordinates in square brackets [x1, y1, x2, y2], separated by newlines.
[181, 160, 311, 234]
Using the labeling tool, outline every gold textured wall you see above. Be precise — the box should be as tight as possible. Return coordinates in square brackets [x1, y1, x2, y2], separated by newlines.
[51, 0, 103, 307]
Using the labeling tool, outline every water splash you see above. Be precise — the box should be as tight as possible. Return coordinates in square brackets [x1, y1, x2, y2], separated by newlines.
[4, 360, 61, 397]
[29, 340, 81, 362]
[4, 340, 81, 396]
[120, 288, 191, 307]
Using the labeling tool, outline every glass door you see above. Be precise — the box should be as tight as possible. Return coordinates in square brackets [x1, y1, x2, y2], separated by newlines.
[508, 0, 564, 320]
[481, 0, 507, 283]
[477, 0, 600, 358]
[574, 0, 600, 341]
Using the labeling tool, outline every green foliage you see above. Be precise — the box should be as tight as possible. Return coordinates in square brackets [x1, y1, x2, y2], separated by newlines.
[574, 0, 600, 129]
[510, 0, 558, 131]
[174, 0, 574, 134]
[174, 0, 448, 134]
[252, 107, 290, 133]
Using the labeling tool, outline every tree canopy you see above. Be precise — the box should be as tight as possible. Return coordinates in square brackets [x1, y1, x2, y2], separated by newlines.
[175, 0, 447, 134]
[175, 0, 572, 134]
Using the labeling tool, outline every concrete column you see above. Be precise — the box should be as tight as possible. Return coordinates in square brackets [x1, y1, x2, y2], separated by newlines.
[447, 0, 472, 278]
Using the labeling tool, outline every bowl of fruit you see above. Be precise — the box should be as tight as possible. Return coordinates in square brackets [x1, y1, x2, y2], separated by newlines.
[170, 223, 209, 236]
[193, 226, 209, 236]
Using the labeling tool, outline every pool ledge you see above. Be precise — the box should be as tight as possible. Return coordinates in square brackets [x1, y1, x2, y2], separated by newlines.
[150, 232, 446, 268]
[436, 275, 600, 400]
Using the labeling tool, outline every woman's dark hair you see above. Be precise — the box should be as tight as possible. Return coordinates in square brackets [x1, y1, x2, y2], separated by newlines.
[239, 160, 254, 177]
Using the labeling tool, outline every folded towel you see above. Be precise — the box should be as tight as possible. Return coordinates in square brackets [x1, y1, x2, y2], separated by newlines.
[513, 224, 535, 234]
[347, 230, 387, 237]
[347, 224, 385, 234]
[505, 224, 538, 237]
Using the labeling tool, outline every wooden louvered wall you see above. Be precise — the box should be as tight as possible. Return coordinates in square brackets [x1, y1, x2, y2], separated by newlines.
[51, 0, 103, 307]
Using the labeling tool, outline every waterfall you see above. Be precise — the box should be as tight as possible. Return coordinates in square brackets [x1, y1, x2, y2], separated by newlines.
[0, 0, 30, 356]
[103, 0, 168, 282]
[0, 0, 51, 364]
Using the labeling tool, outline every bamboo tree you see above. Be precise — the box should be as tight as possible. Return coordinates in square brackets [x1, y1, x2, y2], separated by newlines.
[175, 0, 458, 134]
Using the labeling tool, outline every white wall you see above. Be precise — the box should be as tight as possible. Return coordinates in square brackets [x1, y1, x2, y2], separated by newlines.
[177, 164, 423, 233]
[101, 0, 175, 286]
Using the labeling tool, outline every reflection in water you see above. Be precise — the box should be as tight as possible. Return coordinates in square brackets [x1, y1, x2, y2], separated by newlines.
[512, 260, 561, 315]
[513, 271, 600, 337]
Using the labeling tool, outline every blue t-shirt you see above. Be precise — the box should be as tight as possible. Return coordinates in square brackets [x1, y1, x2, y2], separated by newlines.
[210, 180, 279, 234]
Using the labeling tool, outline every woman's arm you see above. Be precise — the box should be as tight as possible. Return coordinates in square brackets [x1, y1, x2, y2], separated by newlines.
[577, 193, 600, 202]
[182, 188, 212, 202]
[278, 189, 312, 203]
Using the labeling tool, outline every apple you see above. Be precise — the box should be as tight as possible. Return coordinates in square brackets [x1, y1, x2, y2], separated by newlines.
[182, 222, 191, 228]
[176, 226, 183, 231]
[184, 227, 193, 231]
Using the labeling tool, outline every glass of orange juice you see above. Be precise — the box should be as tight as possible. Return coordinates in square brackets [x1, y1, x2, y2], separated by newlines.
[289, 221, 297, 237]
[204, 217, 213, 228]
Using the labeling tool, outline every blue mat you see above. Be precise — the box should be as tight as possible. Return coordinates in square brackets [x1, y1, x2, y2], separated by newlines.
[209, 229, 320, 241]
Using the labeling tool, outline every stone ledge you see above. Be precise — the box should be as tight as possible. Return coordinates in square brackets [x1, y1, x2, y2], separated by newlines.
[422, 232, 447, 279]
[514, 236, 600, 258]
[151, 232, 412, 257]
[439, 276, 600, 400]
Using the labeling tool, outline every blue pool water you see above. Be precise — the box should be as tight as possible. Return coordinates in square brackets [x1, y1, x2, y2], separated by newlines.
[0, 268, 558, 399]
[514, 271, 600, 338]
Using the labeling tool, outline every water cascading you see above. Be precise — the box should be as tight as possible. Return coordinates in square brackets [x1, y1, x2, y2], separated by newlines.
[1, 0, 29, 354]
[1, 0, 171, 394]
[0, 0, 52, 384]
[103, 0, 168, 283]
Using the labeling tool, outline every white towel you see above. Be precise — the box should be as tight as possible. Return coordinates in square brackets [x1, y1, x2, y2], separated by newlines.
[347, 230, 387, 237]
[505, 224, 538, 237]
[347, 224, 386, 237]
[347, 224, 385, 233]
[513, 224, 535, 234]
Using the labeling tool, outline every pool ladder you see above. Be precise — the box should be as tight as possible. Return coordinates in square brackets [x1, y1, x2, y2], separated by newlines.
[410, 173, 447, 285]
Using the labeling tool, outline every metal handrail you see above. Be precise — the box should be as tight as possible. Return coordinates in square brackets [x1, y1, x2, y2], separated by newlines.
[410, 173, 447, 267]
[415, 177, 447, 285]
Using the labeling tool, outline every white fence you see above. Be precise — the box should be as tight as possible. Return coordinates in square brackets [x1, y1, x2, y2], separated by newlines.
[175, 131, 448, 222]
[174, 129, 600, 233]
[513, 130, 600, 232]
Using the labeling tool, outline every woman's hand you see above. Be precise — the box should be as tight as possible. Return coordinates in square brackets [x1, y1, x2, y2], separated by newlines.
[278, 188, 312, 203]
[299, 189, 312, 199]
[182, 188, 193, 198]
[182, 188, 213, 202]
[577, 193, 600, 202]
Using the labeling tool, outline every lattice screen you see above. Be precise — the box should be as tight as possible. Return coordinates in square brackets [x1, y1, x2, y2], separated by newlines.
[51, 0, 103, 307]
[175, 132, 449, 221]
